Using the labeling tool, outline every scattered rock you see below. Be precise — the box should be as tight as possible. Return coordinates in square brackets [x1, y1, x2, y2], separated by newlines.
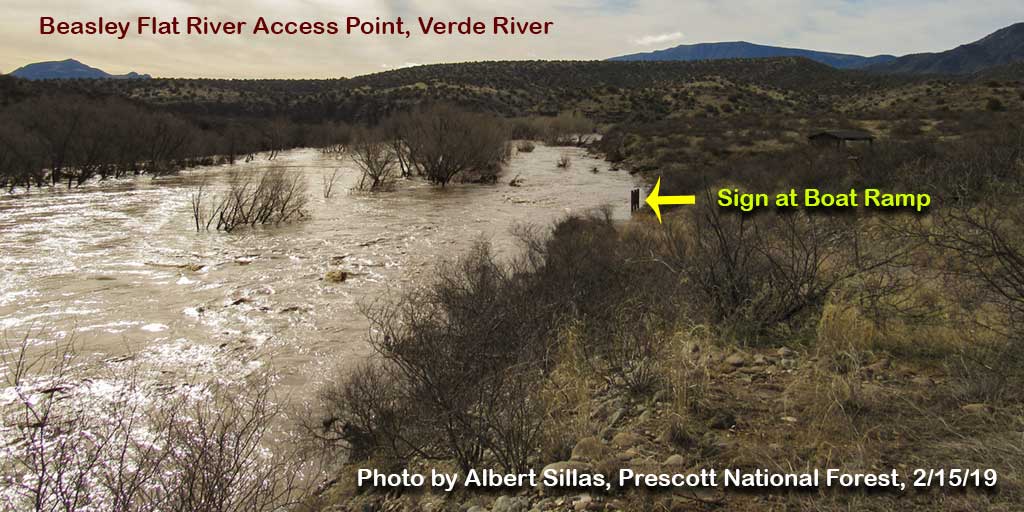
[638, 409, 653, 424]
[573, 494, 594, 511]
[777, 347, 795, 358]
[911, 375, 934, 386]
[324, 270, 348, 283]
[753, 354, 770, 365]
[606, 407, 626, 428]
[467, 507, 486, 512]
[724, 353, 747, 367]
[611, 432, 645, 450]
[492, 495, 529, 512]
[626, 457, 661, 474]
[330, 255, 350, 264]
[662, 454, 685, 468]
[540, 461, 594, 489]
[571, 437, 608, 462]
[780, 358, 798, 369]
[961, 403, 993, 415]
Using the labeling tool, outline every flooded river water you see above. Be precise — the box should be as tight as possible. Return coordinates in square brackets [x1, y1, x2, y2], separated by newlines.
[0, 145, 638, 403]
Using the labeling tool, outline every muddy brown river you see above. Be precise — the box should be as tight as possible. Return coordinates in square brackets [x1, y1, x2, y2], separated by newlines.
[0, 146, 638, 404]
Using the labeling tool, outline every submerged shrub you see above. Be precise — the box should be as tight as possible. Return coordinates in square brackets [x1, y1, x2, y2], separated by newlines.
[0, 334, 310, 511]
[190, 167, 309, 232]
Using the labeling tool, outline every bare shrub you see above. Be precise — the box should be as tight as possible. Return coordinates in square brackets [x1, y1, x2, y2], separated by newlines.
[0, 333, 311, 511]
[308, 360, 418, 469]
[927, 203, 1024, 402]
[527, 113, 596, 146]
[516, 141, 536, 153]
[349, 129, 397, 191]
[550, 113, 596, 146]
[154, 382, 304, 512]
[911, 131, 1024, 402]
[191, 167, 309, 232]
[398, 105, 510, 186]
[656, 197, 905, 344]
[310, 211, 683, 473]
[313, 242, 558, 473]
[599, 305, 669, 394]
[321, 168, 341, 198]
[317, 122, 351, 156]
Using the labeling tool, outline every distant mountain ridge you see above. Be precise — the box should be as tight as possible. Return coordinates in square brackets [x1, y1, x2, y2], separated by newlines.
[8, 59, 150, 80]
[609, 41, 896, 69]
[867, 22, 1024, 75]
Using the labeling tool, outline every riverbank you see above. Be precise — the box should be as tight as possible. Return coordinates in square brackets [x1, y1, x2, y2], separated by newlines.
[307, 123, 1024, 512]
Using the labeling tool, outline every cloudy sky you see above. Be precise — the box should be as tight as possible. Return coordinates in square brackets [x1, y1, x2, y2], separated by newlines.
[2, 0, 1022, 78]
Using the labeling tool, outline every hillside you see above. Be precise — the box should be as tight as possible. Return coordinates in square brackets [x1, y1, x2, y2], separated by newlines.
[8, 58, 150, 80]
[14, 58, 920, 122]
[869, 22, 1024, 75]
[609, 41, 895, 69]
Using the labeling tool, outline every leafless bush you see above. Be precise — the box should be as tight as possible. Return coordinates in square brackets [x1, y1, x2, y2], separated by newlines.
[153, 382, 304, 512]
[540, 113, 597, 146]
[927, 205, 1024, 402]
[309, 360, 417, 468]
[349, 129, 397, 191]
[313, 242, 554, 473]
[911, 131, 1024, 402]
[310, 211, 685, 472]
[321, 168, 341, 198]
[516, 141, 536, 153]
[397, 105, 510, 186]
[656, 197, 905, 343]
[0, 333, 311, 511]
[599, 305, 668, 394]
[513, 114, 596, 146]
[191, 167, 309, 232]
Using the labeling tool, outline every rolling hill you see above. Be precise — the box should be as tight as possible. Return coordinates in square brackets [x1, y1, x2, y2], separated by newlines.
[13, 58, 904, 122]
[609, 41, 896, 69]
[8, 59, 150, 80]
[868, 22, 1024, 75]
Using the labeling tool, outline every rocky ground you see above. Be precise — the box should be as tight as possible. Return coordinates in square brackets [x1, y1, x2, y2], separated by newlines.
[313, 338, 1022, 511]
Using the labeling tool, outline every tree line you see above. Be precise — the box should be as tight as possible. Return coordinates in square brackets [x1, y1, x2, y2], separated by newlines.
[0, 90, 597, 194]
[0, 93, 349, 192]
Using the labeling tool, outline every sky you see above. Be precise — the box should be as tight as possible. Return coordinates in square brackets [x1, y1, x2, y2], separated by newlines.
[2, 0, 1022, 79]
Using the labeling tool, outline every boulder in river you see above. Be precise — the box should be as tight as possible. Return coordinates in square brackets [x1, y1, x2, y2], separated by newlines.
[324, 270, 348, 283]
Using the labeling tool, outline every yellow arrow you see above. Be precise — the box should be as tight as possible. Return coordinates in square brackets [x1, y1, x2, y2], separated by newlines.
[645, 177, 696, 224]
